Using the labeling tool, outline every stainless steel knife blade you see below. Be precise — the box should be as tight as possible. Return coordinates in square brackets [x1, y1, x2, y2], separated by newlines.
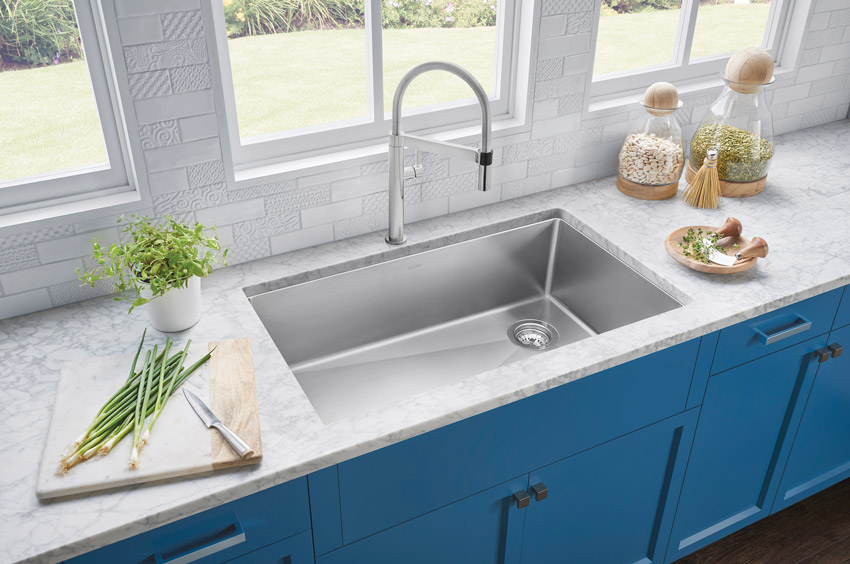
[702, 237, 736, 267]
[183, 388, 219, 428]
[183, 388, 255, 458]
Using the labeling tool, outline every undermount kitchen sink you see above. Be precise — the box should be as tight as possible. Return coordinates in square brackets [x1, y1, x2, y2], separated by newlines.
[248, 216, 681, 423]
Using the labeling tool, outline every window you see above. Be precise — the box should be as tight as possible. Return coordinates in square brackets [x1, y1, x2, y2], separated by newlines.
[214, 0, 518, 169]
[0, 0, 132, 217]
[591, 0, 794, 99]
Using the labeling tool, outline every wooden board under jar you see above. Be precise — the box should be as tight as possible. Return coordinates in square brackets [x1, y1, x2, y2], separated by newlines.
[685, 160, 766, 198]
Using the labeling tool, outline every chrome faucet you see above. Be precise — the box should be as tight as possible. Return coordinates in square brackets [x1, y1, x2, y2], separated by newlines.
[386, 61, 493, 245]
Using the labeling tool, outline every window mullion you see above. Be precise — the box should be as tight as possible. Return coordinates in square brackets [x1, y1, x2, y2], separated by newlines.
[366, 0, 385, 126]
[673, 0, 700, 67]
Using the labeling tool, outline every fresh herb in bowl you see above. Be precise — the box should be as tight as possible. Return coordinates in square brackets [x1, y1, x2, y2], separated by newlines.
[679, 227, 728, 265]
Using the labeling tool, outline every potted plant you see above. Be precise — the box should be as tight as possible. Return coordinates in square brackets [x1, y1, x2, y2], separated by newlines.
[78, 215, 228, 332]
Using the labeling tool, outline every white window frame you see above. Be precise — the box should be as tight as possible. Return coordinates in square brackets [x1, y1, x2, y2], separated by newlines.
[590, 0, 795, 101]
[212, 0, 522, 171]
[0, 0, 135, 219]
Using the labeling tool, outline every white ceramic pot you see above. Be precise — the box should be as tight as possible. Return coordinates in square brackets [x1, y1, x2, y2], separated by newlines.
[140, 276, 202, 332]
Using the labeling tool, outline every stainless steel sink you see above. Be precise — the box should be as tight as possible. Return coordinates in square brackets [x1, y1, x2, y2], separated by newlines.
[248, 217, 681, 423]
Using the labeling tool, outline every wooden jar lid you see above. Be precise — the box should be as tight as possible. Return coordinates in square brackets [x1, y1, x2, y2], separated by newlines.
[641, 82, 680, 117]
[725, 47, 775, 94]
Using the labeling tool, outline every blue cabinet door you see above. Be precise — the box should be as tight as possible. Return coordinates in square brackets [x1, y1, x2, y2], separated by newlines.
[520, 410, 698, 564]
[317, 476, 529, 564]
[666, 337, 825, 562]
[773, 325, 850, 511]
[223, 530, 314, 563]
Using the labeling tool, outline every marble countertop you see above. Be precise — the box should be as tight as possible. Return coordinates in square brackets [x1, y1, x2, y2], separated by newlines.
[3, 120, 850, 564]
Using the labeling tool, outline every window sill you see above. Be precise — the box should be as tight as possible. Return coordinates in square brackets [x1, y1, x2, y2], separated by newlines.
[0, 189, 147, 234]
[233, 117, 530, 188]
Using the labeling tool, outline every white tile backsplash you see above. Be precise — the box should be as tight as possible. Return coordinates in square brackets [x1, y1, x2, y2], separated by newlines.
[0, 0, 848, 321]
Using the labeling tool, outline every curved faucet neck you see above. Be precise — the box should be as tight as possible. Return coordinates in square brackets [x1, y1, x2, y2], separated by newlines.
[390, 61, 491, 152]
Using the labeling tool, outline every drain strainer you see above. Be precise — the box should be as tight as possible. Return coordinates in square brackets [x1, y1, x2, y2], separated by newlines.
[508, 320, 559, 351]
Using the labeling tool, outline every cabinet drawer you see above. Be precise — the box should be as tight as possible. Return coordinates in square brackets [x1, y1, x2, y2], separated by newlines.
[68, 478, 310, 564]
[335, 338, 699, 544]
[224, 530, 314, 563]
[834, 286, 850, 330]
[711, 288, 843, 375]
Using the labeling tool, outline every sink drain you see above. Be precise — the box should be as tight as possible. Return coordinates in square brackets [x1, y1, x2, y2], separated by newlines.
[508, 320, 559, 351]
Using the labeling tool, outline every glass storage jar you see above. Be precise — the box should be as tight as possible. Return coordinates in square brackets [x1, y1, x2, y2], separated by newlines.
[687, 47, 775, 197]
[616, 82, 685, 201]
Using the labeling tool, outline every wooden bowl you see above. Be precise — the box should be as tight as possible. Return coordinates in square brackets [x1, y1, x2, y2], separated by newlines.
[665, 226, 758, 274]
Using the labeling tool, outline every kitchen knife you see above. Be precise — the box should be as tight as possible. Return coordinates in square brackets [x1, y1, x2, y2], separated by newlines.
[183, 388, 255, 458]
[702, 236, 770, 267]
[702, 238, 737, 266]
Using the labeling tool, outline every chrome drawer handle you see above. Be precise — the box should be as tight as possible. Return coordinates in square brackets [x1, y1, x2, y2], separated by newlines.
[155, 520, 246, 564]
[754, 316, 812, 346]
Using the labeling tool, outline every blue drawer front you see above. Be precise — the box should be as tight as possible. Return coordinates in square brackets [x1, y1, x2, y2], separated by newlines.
[67, 478, 310, 564]
[711, 288, 843, 375]
[834, 286, 850, 329]
[337, 338, 699, 544]
[223, 530, 314, 563]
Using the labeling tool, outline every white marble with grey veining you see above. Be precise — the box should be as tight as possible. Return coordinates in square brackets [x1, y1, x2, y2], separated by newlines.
[2, 120, 850, 564]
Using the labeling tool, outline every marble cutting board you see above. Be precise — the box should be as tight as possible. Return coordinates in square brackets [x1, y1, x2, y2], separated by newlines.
[36, 338, 262, 500]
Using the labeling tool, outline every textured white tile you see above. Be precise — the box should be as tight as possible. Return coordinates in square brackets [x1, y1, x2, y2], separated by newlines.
[531, 112, 582, 139]
[787, 94, 825, 116]
[796, 62, 835, 83]
[331, 173, 387, 202]
[448, 186, 502, 213]
[117, 16, 164, 45]
[144, 138, 222, 173]
[822, 88, 850, 108]
[301, 198, 363, 228]
[134, 90, 215, 124]
[178, 114, 219, 141]
[562, 53, 591, 76]
[774, 114, 804, 135]
[489, 162, 528, 184]
[298, 166, 361, 188]
[819, 42, 850, 62]
[35, 229, 119, 264]
[115, 0, 199, 17]
[809, 11, 831, 31]
[270, 225, 334, 255]
[0, 259, 83, 295]
[406, 198, 448, 223]
[534, 99, 559, 121]
[773, 83, 812, 104]
[124, 38, 207, 72]
[538, 33, 591, 60]
[814, 0, 847, 12]
[195, 199, 265, 227]
[551, 162, 598, 187]
[149, 168, 190, 195]
[576, 139, 621, 166]
[539, 15, 567, 38]
[0, 288, 51, 319]
[810, 74, 848, 96]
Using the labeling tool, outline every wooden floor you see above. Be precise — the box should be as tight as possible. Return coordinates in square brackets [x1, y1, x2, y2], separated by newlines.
[674, 478, 850, 564]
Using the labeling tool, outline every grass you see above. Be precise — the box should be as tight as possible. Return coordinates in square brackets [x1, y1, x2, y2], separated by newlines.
[595, 3, 770, 76]
[0, 3, 770, 180]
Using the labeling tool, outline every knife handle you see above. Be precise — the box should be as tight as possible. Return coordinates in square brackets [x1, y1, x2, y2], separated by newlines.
[716, 217, 743, 238]
[735, 237, 769, 260]
[212, 422, 255, 458]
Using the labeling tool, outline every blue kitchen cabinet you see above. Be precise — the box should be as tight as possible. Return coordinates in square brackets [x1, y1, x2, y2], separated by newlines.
[317, 475, 529, 564]
[521, 409, 698, 564]
[223, 530, 314, 563]
[773, 324, 850, 512]
[665, 336, 826, 562]
[66, 478, 311, 564]
[834, 286, 850, 329]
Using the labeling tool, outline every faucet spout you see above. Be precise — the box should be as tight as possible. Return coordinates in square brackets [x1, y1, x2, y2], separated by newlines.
[386, 61, 493, 245]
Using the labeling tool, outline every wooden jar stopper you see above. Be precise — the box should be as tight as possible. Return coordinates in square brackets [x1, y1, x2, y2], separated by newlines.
[725, 47, 774, 94]
[642, 82, 679, 117]
[736, 237, 769, 260]
[716, 217, 742, 238]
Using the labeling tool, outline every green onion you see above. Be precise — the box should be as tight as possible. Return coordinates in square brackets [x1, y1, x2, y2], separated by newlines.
[58, 331, 213, 474]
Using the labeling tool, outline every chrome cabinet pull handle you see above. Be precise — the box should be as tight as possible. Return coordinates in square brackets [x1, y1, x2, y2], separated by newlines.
[155, 520, 246, 564]
[754, 316, 812, 345]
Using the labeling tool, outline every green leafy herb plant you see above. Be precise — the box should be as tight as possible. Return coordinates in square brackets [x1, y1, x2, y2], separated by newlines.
[678, 227, 727, 265]
[77, 215, 228, 312]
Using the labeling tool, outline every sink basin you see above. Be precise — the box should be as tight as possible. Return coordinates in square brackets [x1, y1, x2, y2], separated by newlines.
[248, 216, 681, 423]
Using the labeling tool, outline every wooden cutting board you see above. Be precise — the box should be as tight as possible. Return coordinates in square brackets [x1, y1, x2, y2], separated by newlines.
[36, 339, 262, 500]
